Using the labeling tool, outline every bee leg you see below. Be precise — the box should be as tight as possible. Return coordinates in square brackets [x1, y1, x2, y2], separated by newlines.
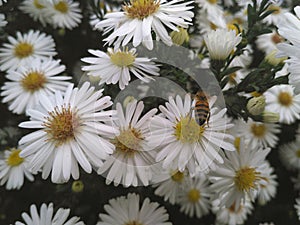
[207, 111, 211, 127]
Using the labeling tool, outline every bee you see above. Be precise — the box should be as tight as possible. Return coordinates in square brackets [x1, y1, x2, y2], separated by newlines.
[190, 90, 210, 127]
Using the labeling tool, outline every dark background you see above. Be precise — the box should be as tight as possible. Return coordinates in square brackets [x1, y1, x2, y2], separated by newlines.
[0, 1, 300, 224]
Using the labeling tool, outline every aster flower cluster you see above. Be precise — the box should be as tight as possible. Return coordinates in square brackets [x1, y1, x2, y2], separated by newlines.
[0, 0, 300, 224]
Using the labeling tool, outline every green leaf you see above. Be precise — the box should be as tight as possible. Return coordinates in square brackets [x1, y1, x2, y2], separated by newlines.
[221, 67, 243, 77]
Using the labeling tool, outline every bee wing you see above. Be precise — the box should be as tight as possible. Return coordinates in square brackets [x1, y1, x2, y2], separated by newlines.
[208, 95, 217, 108]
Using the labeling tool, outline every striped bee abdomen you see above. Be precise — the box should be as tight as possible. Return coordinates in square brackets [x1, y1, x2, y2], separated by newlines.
[194, 91, 210, 126]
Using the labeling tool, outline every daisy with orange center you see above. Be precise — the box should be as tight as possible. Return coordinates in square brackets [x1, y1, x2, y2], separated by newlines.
[95, 0, 194, 50]
[18, 82, 116, 183]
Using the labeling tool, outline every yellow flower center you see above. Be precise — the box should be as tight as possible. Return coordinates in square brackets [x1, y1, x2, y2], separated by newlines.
[125, 221, 143, 225]
[296, 149, 300, 158]
[21, 71, 47, 92]
[271, 33, 283, 44]
[174, 116, 205, 144]
[207, 0, 217, 4]
[268, 5, 281, 15]
[6, 149, 24, 167]
[234, 167, 260, 192]
[113, 128, 143, 155]
[123, 0, 160, 20]
[188, 189, 200, 203]
[14, 42, 34, 59]
[171, 171, 184, 182]
[227, 23, 241, 35]
[44, 105, 79, 146]
[234, 137, 240, 151]
[251, 124, 266, 138]
[278, 91, 292, 106]
[54, 1, 69, 13]
[33, 0, 45, 9]
[109, 50, 136, 67]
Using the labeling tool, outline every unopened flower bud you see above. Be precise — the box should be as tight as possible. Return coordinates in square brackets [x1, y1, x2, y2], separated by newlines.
[72, 180, 84, 193]
[262, 111, 280, 123]
[247, 96, 266, 116]
[265, 50, 287, 66]
[123, 96, 136, 108]
[170, 27, 189, 46]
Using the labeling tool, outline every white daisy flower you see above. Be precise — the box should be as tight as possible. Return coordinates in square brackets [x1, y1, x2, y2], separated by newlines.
[277, 6, 300, 48]
[148, 93, 235, 175]
[0, 147, 34, 190]
[295, 198, 300, 221]
[1, 58, 71, 115]
[14, 202, 84, 225]
[196, 0, 225, 25]
[81, 47, 160, 90]
[283, 57, 300, 93]
[95, 0, 194, 50]
[18, 82, 115, 184]
[152, 167, 188, 204]
[97, 100, 157, 187]
[204, 29, 242, 60]
[277, 6, 300, 93]
[212, 197, 253, 225]
[235, 118, 280, 149]
[263, 4, 288, 25]
[222, 69, 248, 91]
[264, 84, 300, 124]
[0, 30, 56, 72]
[195, 12, 221, 34]
[209, 139, 271, 208]
[176, 174, 211, 218]
[256, 162, 277, 205]
[279, 139, 300, 170]
[45, 0, 82, 30]
[0, 13, 7, 28]
[256, 30, 284, 54]
[97, 193, 172, 225]
[19, 0, 52, 26]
